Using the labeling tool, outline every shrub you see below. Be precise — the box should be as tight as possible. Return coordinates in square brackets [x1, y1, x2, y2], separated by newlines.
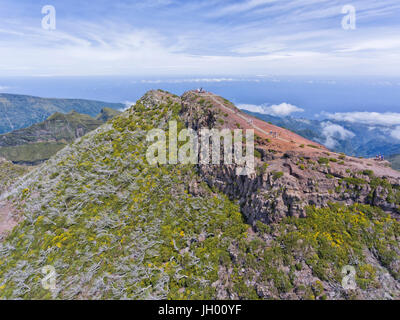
[257, 162, 270, 175]
[318, 158, 329, 165]
[272, 171, 284, 180]
[342, 177, 367, 186]
[362, 170, 374, 177]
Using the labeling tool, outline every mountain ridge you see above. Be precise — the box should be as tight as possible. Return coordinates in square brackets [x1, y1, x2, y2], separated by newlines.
[0, 90, 398, 300]
[0, 93, 125, 134]
[0, 109, 121, 165]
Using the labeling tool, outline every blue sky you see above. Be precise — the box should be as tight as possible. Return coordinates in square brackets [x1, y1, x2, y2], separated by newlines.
[0, 0, 400, 76]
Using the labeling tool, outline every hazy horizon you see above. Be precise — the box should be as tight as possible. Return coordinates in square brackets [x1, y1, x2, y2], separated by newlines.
[1, 75, 399, 120]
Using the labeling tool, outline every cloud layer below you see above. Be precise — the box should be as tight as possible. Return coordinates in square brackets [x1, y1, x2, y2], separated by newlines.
[320, 122, 355, 148]
[322, 111, 400, 126]
[239, 102, 304, 117]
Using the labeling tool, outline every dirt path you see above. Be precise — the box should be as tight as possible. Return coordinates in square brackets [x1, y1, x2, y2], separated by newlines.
[205, 95, 291, 143]
[0, 201, 17, 240]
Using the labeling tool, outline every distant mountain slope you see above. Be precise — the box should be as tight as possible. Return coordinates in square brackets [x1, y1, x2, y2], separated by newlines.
[95, 107, 123, 122]
[0, 109, 121, 165]
[0, 93, 125, 134]
[243, 110, 400, 159]
[388, 154, 400, 171]
[0, 90, 399, 300]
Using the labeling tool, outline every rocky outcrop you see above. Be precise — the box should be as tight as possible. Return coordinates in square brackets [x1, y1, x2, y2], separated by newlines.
[198, 155, 400, 225]
[178, 91, 400, 224]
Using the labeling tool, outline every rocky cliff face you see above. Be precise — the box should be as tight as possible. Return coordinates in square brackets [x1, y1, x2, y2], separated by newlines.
[179, 91, 400, 225]
[199, 153, 400, 224]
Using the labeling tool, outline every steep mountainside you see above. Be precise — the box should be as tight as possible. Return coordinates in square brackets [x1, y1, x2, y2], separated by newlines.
[0, 90, 399, 300]
[0, 93, 125, 134]
[0, 109, 121, 165]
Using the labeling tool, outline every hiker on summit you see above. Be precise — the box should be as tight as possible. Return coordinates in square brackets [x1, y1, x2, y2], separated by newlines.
[376, 154, 385, 161]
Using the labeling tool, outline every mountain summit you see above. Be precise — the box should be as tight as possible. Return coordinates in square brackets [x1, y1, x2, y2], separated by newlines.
[0, 90, 399, 300]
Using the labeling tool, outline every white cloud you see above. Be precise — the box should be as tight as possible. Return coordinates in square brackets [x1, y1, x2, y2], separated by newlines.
[322, 112, 400, 126]
[232, 42, 285, 54]
[390, 126, 400, 140]
[210, 0, 277, 17]
[0, 86, 10, 91]
[336, 38, 400, 53]
[1, 1, 400, 77]
[121, 101, 136, 111]
[239, 102, 304, 117]
[295, 118, 311, 124]
[139, 78, 258, 84]
[320, 122, 355, 149]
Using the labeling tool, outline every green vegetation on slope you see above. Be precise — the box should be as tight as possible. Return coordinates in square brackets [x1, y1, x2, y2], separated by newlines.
[250, 204, 399, 298]
[0, 158, 30, 195]
[0, 90, 398, 300]
[0, 142, 66, 164]
[0, 91, 249, 299]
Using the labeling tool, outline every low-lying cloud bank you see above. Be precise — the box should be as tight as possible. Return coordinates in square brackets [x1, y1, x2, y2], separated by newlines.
[239, 103, 304, 117]
[320, 111, 400, 142]
[390, 126, 400, 140]
[139, 78, 261, 84]
[322, 111, 400, 126]
[320, 122, 355, 149]
[121, 101, 136, 111]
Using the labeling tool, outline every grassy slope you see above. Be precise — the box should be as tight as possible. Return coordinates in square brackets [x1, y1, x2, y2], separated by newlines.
[0, 91, 398, 300]
[0, 158, 30, 195]
[0, 142, 66, 164]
